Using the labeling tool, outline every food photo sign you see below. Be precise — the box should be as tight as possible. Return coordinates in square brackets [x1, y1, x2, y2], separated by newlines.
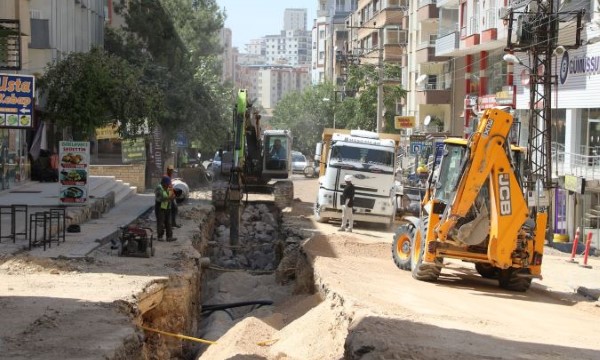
[0, 73, 35, 128]
[59, 141, 90, 204]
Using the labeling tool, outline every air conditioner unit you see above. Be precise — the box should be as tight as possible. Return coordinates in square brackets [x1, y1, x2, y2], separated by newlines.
[498, 7, 511, 21]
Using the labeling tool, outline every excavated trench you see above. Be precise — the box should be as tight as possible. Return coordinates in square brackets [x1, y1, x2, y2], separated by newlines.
[124, 196, 318, 360]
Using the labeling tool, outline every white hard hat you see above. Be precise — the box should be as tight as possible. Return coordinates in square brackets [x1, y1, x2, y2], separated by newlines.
[344, 174, 353, 182]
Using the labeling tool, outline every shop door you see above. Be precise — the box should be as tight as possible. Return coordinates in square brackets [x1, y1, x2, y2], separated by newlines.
[586, 119, 600, 165]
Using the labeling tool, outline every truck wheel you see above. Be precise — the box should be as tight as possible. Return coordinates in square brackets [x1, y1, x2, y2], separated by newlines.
[392, 224, 414, 271]
[314, 202, 329, 223]
[498, 267, 532, 292]
[274, 181, 294, 209]
[475, 263, 499, 279]
[411, 217, 441, 282]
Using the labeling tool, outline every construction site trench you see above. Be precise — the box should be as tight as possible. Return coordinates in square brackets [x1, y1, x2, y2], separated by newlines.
[116, 189, 332, 360]
[3, 177, 600, 360]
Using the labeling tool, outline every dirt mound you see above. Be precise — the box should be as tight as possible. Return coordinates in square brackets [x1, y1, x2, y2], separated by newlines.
[303, 233, 390, 259]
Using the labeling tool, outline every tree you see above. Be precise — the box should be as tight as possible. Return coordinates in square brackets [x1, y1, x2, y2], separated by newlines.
[344, 62, 407, 132]
[109, 0, 229, 153]
[38, 47, 159, 140]
[271, 82, 335, 156]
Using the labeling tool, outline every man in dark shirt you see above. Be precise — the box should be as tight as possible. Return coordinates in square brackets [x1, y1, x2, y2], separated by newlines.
[339, 174, 355, 232]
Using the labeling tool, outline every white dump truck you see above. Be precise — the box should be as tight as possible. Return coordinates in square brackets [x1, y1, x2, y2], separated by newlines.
[313, 129, 401, 226]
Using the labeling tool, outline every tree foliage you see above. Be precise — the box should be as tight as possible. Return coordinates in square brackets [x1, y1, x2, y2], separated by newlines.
[271, 82, 335, 156]
[272, 63, 407, 155]
[109, 0, 230, 152]
[39, 47, 159, 140]
[344, 62, 407, 132]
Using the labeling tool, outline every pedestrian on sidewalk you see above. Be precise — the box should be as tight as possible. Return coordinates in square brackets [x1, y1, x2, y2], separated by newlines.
[155, 176, 177, 242]
[338, 174, 355, 232]
[166, 165, 181, 228]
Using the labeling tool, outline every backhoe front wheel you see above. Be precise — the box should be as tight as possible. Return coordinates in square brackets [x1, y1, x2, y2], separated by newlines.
[498, 267, 532, 292]
[392, 224, 415, 271]
[411, 217, 441, 282]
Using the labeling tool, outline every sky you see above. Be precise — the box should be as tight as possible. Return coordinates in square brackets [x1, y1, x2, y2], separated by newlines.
[216, 0, 318, 50]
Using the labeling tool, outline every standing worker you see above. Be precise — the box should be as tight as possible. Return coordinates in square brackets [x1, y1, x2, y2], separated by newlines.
[338, 174, 355, 232]
[166, 165, 181, 228]
[155, 176, 177, 242]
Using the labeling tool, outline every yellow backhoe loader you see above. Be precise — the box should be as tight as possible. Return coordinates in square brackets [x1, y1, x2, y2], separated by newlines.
[392, 108, 547, 291]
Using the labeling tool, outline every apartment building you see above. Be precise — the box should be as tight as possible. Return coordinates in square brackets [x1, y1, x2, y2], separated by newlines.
[236, 65, 311, 110]
[312, 0, 358, 84]
[284, 8, 308, 31]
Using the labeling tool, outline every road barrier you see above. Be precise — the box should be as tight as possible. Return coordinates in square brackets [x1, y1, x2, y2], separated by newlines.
[568, 227, 581, 263]
[580, 232, 593, 269]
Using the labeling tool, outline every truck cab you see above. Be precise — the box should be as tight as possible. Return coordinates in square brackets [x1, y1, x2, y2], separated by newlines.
[314, 130, 399, 226]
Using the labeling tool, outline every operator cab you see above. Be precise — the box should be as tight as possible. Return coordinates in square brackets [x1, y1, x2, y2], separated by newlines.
[263, 130, 292, 178]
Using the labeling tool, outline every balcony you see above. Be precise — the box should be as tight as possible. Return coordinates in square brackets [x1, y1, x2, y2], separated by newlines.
[416, 45, 450, 64]
[370, 8, 405, 27]
[416, 87, 451, 105]
[0, 19, 22, 70]
[417, 1, 439, 22]
[435, 31, 459, 56]
[436, 0, 459, 7]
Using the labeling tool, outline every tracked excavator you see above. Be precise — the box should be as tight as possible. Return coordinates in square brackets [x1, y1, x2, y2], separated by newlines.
[212, 89, 294, 243]
[392, 108, 547, 291]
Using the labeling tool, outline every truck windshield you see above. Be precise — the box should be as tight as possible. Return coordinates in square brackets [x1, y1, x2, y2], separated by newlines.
[330, 144, 395, 172]
[435, 144, 467, 204]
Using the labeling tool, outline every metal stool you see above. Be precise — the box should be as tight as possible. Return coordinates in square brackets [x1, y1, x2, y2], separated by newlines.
[0, 205, 13, 243]
[29, 211, 50, 251]
[12, 204, 28, 242]
[49, 208, 66, 243]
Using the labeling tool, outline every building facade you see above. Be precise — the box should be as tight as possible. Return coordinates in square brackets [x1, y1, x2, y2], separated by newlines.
[284, 8, 308, 31]
[1, 0, 104, 190]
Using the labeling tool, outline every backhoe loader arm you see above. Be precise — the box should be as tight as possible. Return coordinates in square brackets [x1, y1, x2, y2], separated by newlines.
[435, 109, 529, 256]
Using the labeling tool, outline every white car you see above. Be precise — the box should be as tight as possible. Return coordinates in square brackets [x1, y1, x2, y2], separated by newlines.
[207, 151, 232, 175]
[292, 152, 307, 173]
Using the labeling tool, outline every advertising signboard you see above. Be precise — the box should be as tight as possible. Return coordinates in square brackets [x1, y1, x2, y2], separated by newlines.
[122, 137, 146, 163]
[0, 73, 35, 129]
[59, 141, 90, 204]
[394, 116, 415, 129]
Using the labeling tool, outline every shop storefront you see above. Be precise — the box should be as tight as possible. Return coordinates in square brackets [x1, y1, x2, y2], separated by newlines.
[0, 73, 34, 190]
[513, 40, 600, 247]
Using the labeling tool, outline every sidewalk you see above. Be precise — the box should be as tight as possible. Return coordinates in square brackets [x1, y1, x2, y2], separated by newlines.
[0, 178, 154, 258]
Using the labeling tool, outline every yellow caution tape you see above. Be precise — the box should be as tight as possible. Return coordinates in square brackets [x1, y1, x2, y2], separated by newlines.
[256, 338, 279, 346]
[140, 325, 217, 345]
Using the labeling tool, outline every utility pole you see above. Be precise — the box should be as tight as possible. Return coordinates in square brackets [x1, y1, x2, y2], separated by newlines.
[505, 1, 584, 191]
[376, 26, 384, 134]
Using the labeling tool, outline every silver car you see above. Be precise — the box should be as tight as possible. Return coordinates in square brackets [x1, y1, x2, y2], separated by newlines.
[292, 152, 307, 173]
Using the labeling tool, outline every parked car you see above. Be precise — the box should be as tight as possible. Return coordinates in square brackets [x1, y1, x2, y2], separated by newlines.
[292, 151, 308, 173]
[207, 151, 232, 176]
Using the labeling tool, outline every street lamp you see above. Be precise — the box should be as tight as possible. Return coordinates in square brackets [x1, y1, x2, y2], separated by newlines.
[323, 97, 336, 129]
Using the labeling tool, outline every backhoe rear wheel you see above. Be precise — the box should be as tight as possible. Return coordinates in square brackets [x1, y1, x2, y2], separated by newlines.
[498, 267, 532, 292]
[411, 217, 441, 282]
[475, 263, 500, 279]
[392, 223, 415, 271]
